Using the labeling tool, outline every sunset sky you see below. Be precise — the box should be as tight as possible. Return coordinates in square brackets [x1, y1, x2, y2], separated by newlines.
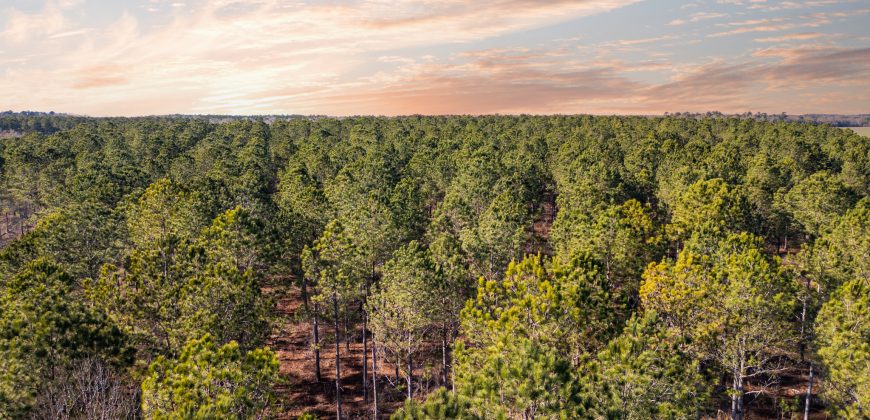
[1, 0, 869, 116]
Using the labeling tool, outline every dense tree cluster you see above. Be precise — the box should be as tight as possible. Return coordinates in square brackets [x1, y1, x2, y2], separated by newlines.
[0, 115, 866, 418]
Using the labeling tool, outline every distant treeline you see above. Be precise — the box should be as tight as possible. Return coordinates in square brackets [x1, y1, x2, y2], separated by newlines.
[0, 111, 312, 136]
[2, 111, 868, 138]
[665, 111, 870, 127]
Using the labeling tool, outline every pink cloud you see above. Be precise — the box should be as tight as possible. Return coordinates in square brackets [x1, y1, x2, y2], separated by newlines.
[1, 0, 867, 116]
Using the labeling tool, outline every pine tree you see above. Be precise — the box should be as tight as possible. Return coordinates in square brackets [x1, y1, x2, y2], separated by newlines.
[780, 171, 857, 238]
[640, 233, 796, 419]
[454, 336, 586, 419]
[304, 219, 366, 419]
[0, 258, 129, 417]
[140, 334, 279, 419]
[367, 241, 439, 400]
[462, 254, 626, 366]
[590, 311, 709, 419]
[815, 278, 869, 418]
[391, 387, 478, 420]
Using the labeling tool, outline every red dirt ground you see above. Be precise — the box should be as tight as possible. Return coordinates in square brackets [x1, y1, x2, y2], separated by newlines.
[264, 282, 412, 419]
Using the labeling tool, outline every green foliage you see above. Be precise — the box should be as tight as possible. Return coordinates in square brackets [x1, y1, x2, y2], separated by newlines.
[462, 254, 626, 364]
[590, 312, 709, 419]
[0, 114, 867, 418]
[303, 219, 366, 304]
[391, 388, 478, 420]
[126, 178, 208, 248]
[275, 159, 331, 246]
[460, 189, 529, 279]
[807, 198, 870, 288]
[455, 337, 586, 419]
[815, 278, 870, 418]
[0, 258, 129, 417]
[551, 199, 663, 301]
[640, 233, 796, 416]
[368, 241, 440, 370]
[86, 194, 270, 356]
[0, 202, 126, 279]
[199, 206, 269, 275]
[780, 171, 858, 237]
[140, 334, 279, 419]
[667, 178, 755, 244]
[88, 247, 269, 356]
[642, 233, 796, 349]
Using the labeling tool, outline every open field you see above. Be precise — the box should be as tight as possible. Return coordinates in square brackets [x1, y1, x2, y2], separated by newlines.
[846, 126, 870, 136]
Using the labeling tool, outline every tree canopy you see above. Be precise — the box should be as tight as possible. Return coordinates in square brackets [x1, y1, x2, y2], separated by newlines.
[0, 114, 866, 418]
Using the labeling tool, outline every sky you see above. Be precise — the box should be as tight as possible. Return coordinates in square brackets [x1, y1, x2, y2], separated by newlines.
[1, 0, 869, 116]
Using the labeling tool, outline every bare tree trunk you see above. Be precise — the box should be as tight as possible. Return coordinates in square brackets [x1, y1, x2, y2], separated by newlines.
[363, 267, 372, 404]
[451, 359, 455, 395]
[333, 292, 342, 420]
[407, 335, 413, 400]
[372, 335, 379, 419]
[804, 364, 813, 420]
[344, 305, 350, 352]
[442, 327, 449, 386]
[800, 299, 807, 363]
[732, 364, 745, 420]
[313, 301, 321, 382]
[362, 304, 368, 404]
[451, 330, 458, 394]
[395, 353, 400, 385]
[799, 275, 812, 362]
[731, 342, 745, 420]
[20, 202, 26, 236]
[731, 373, 739, 420]
[301, 276, 310, 312]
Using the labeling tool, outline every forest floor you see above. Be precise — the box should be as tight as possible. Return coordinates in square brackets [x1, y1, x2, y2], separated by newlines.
[265, 280, 417, 419]
[0, 212, 30, 248]
[265, 281, 827, 419]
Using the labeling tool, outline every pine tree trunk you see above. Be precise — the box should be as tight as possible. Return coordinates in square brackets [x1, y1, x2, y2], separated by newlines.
[20, 203, 26, 236]
[799, 275, 812, 362]
[362, 304, 368, 404]
[451, 330, 456, 394]
[301, 276, 310, 312]
[313, 302, 321, 382]
[344, 305, 350, 352]
[737, 387, 743, 420]
[733, 365, 745, 420]
[731, 374, 738, 420]
[731, 347, 745, 420]
[395, 353, 400, 385]
[407, 334, 413, 400]
[363, 267, 372, 404]
[372, 336, 379, 419]
[804, 364, 813, 420]
[800, 298, 807, 362]
[333, 292, 342, 420]
[442, 329, 448, 386]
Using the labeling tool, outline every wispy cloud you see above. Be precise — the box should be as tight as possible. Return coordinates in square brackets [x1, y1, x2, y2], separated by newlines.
[668, 11, 728, 26]
[753, 32, 826, 42]
[1, 0, 868, 115]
